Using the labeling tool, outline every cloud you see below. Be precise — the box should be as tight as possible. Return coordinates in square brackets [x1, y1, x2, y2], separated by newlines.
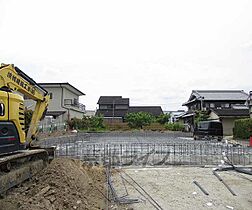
[0, 0, 252, 111]
[241, 40, 252, 50]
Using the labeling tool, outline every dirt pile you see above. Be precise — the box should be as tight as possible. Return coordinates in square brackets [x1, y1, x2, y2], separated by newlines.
[0, 158, 106, 210]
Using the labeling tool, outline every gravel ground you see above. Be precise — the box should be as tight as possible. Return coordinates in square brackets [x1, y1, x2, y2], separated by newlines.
[87, 131, 194, 144]
[113, 167, 252, 210]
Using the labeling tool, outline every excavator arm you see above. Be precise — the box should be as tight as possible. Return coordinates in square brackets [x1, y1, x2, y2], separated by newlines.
[0, 64, 50, 144]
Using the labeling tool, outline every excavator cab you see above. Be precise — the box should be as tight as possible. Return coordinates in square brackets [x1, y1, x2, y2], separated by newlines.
[0, 89, 26, 154]
[0, 64, 50, 154]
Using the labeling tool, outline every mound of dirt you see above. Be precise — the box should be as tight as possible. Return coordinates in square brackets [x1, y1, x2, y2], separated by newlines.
[0, 158, 106, 210]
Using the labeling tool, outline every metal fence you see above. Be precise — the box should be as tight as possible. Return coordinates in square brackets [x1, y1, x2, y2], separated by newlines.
[38, 123, 67, 133]
[40, 133, 252, 166]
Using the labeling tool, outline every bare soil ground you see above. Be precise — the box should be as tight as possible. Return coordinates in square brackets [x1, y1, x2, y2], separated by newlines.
[0, 158, 106, 210]
[113, 167, 252, 210]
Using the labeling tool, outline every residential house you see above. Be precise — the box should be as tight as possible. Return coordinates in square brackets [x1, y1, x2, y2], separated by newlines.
[208, 107, 249, 135]
[25, 83, 86, 125]
[85, 110, 96, 117]
[96, 96, 163, 122]
[129, 106, 163, 117]
[183, 90, 248, 112]
[164, 110, 186, 123]
[181, 90, 249, 134]
[96, 96, 129, 123]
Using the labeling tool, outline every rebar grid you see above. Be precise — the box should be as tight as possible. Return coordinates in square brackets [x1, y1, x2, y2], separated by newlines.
[40, 132, 252, 166]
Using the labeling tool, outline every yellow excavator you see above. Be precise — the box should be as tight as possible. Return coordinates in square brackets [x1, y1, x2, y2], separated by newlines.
[0, 64, 52, 194]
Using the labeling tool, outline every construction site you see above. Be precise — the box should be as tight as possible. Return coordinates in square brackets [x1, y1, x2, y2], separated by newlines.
[1, 0, 252, 209]
[0, 132, 252, 210]
[2, 59, 252, 210]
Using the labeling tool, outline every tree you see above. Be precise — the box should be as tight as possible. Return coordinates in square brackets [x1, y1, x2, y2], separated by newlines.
[156, 113, 170, 124]
[89, 114, 105, 129]
[67, 114, 105, 131]
[125, 112, 154, 129]
[194, 110, 209, 124]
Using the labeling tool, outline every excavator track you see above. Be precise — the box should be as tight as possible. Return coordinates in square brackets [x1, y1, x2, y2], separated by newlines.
[0, 149, 49, 195]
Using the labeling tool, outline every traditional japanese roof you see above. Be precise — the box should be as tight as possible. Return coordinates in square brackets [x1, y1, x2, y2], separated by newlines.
[211, 108, 249, 117]
[97, 96, 129, 105]
[129, 106, 163, 116]
[179, 112, 195, 119]
[183, 90, 248, 106]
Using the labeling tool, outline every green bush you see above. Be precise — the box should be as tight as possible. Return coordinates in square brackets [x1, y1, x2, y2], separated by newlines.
[89, 114, 104, 128]
[156, 113, 170, 124]
[233, 118, 252, 139]
[194, 110, 209, 124]
[67, 114, 105, 131]
[125, 112, 154, 129]
[164, 122, 184, 131]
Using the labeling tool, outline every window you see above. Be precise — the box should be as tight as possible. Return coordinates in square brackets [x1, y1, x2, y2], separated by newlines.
[100, 105, 113, 109]
[115, 105, 128, 109]
[210, 103, 215, 108]
[64, 99, 72, 105]
[198, 122, 209, 129]
[99, 105, 108, 109]
[73, 98, 78, 105]
[224, 103, 229, 108]
[0, 103, 4, 116]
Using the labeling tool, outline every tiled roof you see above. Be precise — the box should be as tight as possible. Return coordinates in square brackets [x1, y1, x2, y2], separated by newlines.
[183, 90, 249, 106]
[129, 106, 163, 116]
[211, 108, 249, 117]
[97, 96, 129, 105]
[96, 106, 164, 117]
[192, 90, 248, 101]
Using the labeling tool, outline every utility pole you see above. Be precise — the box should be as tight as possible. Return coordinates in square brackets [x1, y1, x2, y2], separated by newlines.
[112, 100, 115, 122]
[249, 91, 252, 118]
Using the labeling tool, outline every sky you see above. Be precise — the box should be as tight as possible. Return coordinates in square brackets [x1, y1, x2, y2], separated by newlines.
[0, 0, 252, 111]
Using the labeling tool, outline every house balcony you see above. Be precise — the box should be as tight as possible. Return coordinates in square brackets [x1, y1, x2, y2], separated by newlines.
[64, 99, 85, 112]
[72, 102, 85, 112]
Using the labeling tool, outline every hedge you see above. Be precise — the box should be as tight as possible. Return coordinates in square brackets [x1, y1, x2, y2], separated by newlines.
[233, 118, 252, 139]
[164, 122, 184, 131]
[67, 115, 105, 131]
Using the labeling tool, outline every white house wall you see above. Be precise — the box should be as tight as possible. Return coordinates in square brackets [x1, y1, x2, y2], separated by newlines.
[46, 87, 64, 111]
[208, 112, 219, 120]
[209, 112, 233, 135]
[68, 109, 84, 119]
[222, 118, 235, 136]
[24, 99, 36, 110]
[63, 87, 78, 104]
[25, 85, 85, 126]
